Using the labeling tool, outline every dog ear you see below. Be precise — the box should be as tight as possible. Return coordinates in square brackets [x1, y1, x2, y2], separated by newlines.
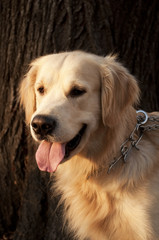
[19, 63, 37, 124]
[100, 55, 140, 127]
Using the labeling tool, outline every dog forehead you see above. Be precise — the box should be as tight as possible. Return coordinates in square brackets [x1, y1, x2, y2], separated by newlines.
[36, 52, 101, 89]
[61, 53, 101, 88]
[60, 64, 100, 91]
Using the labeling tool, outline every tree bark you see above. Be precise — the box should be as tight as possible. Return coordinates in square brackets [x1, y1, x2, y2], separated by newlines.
[0, 0, 158, 239]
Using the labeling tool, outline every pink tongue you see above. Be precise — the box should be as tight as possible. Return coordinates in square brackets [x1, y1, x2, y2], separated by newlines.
[35, 141, 66, 172]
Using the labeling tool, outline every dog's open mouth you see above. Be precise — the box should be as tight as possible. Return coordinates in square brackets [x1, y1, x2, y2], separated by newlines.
[65, 124, 87, 158]
[35, 124, 87, 172]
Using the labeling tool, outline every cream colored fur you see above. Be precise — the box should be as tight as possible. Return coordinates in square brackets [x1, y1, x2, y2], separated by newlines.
[20, 51, 159, 240]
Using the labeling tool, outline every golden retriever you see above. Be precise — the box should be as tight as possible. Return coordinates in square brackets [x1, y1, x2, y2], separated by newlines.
[20, 51, 159, 240]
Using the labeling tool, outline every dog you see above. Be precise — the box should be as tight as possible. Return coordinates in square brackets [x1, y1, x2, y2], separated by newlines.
[20, 51, 159, 240]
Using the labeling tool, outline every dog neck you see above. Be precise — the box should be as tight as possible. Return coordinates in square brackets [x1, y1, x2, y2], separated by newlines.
[80, 107, 137, 178]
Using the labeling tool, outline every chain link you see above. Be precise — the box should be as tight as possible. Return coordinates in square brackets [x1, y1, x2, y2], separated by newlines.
[149, 116, 159, 122]
[107, 110, 159, 174]
[140, 116, 159, 132]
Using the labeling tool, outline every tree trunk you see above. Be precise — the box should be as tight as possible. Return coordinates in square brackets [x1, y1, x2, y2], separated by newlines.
[0, 0, 158, 239]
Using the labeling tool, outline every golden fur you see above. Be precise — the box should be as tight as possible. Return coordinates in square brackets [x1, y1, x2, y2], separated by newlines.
[20, 51, 159, 240]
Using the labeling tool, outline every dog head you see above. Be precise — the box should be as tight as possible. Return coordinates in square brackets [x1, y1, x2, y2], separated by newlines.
[20, 51, 139, 172]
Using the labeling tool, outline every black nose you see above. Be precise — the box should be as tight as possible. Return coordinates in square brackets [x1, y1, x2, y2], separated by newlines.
[31, 115, 56, 137]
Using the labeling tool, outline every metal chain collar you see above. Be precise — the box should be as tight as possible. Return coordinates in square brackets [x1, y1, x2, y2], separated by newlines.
[107, 110, 159, 174]
[87, 110, 159, 179]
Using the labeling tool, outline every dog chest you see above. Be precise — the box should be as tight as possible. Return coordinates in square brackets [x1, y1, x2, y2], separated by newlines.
[55, 173, 152, 240]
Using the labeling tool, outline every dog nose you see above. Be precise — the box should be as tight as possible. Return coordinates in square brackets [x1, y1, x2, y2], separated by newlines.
[31, 115, 56, 136]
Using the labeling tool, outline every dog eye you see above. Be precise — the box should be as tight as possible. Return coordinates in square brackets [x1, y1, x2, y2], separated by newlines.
[69, 87, 86, 98]
[37, 86, 45, 94]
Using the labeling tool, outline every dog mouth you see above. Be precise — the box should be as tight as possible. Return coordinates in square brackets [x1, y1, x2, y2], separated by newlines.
[35, 124, 87, 172]
[65, 124, 87, 158]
